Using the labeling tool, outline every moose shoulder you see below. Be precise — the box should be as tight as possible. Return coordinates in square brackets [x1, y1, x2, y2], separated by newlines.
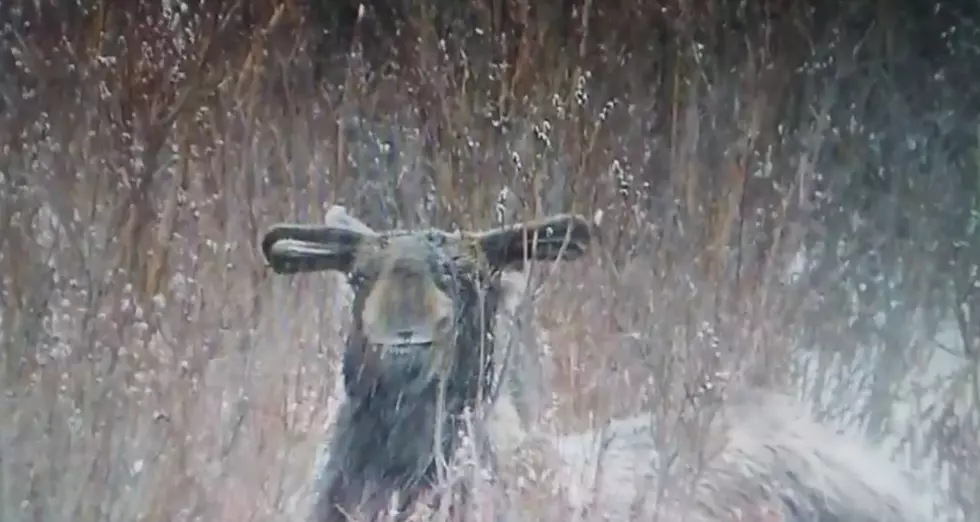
[261, 208, 592, 522]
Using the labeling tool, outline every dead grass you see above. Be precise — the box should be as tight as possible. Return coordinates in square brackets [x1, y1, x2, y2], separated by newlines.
[1, 1, 977, 521]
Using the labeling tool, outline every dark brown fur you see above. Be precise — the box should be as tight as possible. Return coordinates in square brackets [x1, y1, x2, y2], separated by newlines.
[261, 208, 592, 522]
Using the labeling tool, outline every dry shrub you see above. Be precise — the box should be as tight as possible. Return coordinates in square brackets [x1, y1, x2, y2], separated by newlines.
[1, 1, 977, 521]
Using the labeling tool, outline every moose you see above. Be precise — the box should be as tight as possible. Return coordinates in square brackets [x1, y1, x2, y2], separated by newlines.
[261, 207, 592, 522]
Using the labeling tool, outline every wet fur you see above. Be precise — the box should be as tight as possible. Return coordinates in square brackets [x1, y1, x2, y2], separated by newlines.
[263, 208, 592, 522]
[313, 232, 507, 522]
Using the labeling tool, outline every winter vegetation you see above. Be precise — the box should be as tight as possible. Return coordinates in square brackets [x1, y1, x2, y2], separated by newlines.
[1, 1, 978, 521]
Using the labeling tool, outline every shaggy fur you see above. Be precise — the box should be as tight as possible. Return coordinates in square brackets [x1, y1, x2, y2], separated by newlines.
[553, 388, 950, 522]
[261, 206, 592, 522]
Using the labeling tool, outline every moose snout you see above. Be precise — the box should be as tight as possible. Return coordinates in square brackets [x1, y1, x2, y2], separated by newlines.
[361, 272, 456, 352]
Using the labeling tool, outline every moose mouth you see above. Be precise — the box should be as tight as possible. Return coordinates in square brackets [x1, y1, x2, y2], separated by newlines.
[374, 342, 433, 358]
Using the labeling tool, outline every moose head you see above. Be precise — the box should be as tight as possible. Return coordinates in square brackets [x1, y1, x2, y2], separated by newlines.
[261, 207, 592, 522]
[262, 208, 590, 395]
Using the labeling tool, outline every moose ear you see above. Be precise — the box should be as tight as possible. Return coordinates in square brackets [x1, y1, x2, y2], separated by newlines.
[475, 214, 593, 270]
[261, 223, 372, 274]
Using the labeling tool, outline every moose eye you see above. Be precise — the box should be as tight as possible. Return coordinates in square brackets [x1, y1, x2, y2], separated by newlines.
[435, 315, 453, 334]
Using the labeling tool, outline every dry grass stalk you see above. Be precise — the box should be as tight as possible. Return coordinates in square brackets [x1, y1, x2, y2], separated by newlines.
[1, 2, 976, 521]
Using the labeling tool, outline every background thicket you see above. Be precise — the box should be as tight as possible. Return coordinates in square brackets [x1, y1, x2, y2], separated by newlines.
[1, 0, 978, 520]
